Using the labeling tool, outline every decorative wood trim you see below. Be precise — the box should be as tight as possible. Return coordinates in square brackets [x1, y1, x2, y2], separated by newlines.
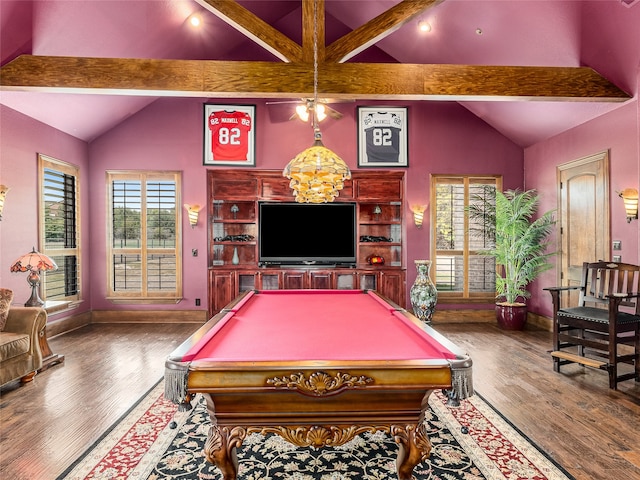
[266, 371, 374, 397]
[432, 309, 553, 331]
[249, 424, 390, 448]
[527, 312, 553, 332]
[431, 309, 496, 324]
[46, 311, 92, 338]
[45, 309, 206, 338]
[91, 310, 207, 324]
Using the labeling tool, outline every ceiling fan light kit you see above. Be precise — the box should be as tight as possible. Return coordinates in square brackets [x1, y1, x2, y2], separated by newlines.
[293, 100, 329, 123]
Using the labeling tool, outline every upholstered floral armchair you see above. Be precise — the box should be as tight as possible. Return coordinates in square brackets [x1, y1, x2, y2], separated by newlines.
[0, 289, 47, 385]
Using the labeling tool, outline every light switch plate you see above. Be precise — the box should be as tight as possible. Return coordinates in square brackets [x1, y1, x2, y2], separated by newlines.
[613, 240, 621, 250]
[613, 255, 622, 262]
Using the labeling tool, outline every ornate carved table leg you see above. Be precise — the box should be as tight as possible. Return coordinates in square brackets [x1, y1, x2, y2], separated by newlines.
[204, 424, 247, 480]
[203, 395, 248, 480]
[391, 421, 431, 480]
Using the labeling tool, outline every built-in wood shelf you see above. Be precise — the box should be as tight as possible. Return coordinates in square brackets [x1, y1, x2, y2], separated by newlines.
[207, 169, 406, 317]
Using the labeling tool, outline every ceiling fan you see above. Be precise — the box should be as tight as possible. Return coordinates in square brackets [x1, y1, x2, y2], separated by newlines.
[266, 98, 344, 122]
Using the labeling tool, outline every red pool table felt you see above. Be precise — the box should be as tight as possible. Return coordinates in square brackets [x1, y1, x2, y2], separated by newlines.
[182, 289, 457, 363]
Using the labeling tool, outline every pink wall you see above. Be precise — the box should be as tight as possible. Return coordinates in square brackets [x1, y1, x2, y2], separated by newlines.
[8, 86, 638, 323]
[524, 69, 640, 318]
[2, 96, 525, 321]
[88, 97, 523, 311]
[0, 105, 91, 321]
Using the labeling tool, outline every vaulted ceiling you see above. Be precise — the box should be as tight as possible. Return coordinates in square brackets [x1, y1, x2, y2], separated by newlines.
[1, 0, 639, 147]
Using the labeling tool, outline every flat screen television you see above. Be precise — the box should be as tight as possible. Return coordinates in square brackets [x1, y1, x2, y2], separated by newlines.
[259, 202, 357, 266]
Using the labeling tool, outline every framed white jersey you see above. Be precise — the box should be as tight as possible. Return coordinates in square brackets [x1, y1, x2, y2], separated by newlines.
[357, 107, 408, 167]
[203, 104, 256, 166]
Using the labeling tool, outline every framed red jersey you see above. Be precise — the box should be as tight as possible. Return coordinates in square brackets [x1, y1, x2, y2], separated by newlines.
[203, 104, 256, 166]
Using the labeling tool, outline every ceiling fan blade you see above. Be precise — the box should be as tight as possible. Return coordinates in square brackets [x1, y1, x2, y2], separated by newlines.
[317, 98, 354, 105]
[265, 99, 302, 105]
[325, 105, 343, 120]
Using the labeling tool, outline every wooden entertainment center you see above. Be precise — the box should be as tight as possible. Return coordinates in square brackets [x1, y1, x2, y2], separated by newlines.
[207, 169, 406, 317]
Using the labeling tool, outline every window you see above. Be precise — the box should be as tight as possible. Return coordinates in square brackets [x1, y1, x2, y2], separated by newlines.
[431, 175, 501, 302]
[39, 154, 80, 304]
[107, 171, 182, 303]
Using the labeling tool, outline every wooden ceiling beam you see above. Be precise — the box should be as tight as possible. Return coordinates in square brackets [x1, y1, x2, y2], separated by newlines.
[302, 0, 324, 63]
[325, 0, 445, 63]
[195, 0, 302, 62]
[0, 55, 630, 102]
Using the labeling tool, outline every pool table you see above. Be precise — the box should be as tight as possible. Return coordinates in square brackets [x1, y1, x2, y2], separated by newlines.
[165, 289, 473, 480]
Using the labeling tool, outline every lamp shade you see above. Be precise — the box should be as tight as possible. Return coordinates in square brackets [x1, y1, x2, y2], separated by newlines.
[184, 204, 202, 227]
[412, 205, 427, 228]
[283, 130, 351, 203]
[10, 248, 58, 307]
[619, 188, 638, 223]
[10, 247, 58, 273]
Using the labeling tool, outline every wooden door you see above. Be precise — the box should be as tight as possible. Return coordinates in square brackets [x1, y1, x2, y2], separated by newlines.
[557, 151, 610, 303]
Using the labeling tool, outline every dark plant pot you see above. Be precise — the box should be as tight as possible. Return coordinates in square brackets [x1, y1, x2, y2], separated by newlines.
[495, 303, 527, 330]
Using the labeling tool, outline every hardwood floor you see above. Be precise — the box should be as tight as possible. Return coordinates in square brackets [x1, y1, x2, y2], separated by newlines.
[0, 323, 197, 480]
[1, 321, 639, 480]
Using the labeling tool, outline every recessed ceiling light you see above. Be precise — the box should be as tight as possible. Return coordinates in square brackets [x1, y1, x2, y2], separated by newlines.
[189, 14, 202, 27]
[418, 20, 431, 33]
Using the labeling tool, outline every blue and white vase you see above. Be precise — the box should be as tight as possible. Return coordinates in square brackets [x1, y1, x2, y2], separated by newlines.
[410, 260, 438, 323]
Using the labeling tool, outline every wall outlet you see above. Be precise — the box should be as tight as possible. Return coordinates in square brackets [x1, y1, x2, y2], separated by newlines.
[613, 255, 622, 263]
[613, 240, 621, 251]
[192, 248, 198, 256]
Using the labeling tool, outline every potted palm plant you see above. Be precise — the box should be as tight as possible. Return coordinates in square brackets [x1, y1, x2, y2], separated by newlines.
[468, 189, 556, 330]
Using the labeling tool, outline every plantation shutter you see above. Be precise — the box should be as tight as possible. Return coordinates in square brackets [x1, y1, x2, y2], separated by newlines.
[432, 176, 499, 301]
[41, 158, 80, 302]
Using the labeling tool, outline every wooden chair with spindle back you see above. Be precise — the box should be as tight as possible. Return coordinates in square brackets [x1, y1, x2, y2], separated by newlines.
[545, 261, 640, 389]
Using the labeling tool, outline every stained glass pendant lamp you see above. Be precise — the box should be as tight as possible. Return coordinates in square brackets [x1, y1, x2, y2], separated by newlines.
[283, 0, 350, 203]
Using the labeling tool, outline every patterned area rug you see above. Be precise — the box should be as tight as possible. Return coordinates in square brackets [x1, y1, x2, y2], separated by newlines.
[58, 380, 574, 480]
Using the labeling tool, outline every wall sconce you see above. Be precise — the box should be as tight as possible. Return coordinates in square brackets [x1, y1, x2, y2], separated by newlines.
[618, 188, 638, 223]
[184, 204, 202, 228]
[0, 184, 8, 220]
[412, 205, 427, 228]
[10, 247, 58, 306]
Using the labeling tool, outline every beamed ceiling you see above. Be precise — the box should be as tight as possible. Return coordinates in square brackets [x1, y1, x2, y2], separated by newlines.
[1, 0, 638, 146]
